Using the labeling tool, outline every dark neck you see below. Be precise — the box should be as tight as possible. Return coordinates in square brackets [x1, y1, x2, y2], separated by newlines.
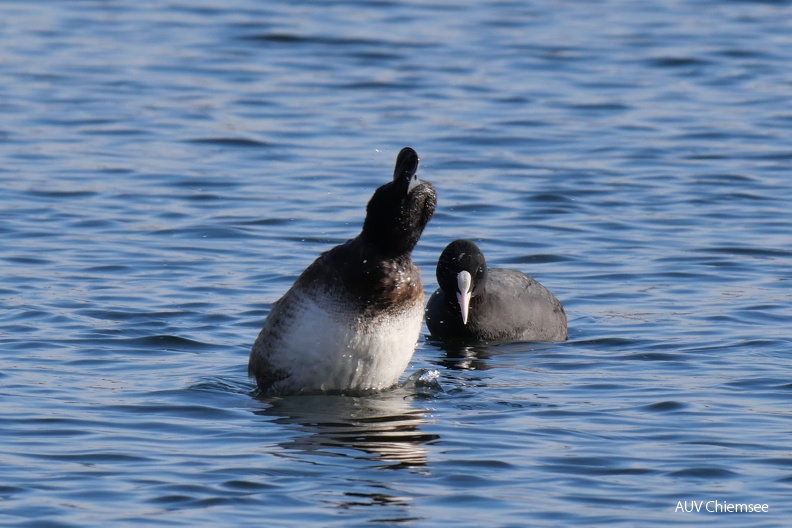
[357, 227, 417, 260]
[331, 236, 420, 312]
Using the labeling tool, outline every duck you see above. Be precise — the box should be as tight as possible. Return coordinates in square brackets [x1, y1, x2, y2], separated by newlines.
[425, 239, 567, 344]
[249, 147, 437, 395]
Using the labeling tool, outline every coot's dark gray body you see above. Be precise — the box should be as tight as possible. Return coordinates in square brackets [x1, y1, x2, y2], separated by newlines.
[425, 240, 567, 344]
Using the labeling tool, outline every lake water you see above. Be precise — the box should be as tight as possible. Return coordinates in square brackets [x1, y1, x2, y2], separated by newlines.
[1, 0, 791, 526]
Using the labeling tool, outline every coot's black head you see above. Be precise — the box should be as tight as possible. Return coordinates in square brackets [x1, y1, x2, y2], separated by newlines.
[436, 239, 487, 324]
[361, 147, 437, 257]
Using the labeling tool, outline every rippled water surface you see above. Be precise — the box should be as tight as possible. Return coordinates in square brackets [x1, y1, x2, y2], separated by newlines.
[2, 1, 792, 526]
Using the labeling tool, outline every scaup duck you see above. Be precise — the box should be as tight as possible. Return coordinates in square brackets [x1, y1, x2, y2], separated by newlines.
[250, 147, 437, 395]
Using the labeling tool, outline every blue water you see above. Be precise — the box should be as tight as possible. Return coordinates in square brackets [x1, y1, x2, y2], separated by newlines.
[2, 1, 791, 526]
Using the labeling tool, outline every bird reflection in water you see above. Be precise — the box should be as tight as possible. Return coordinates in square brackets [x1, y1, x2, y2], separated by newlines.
[254, 375, 440, 471]
[427, 339, 494, 372]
